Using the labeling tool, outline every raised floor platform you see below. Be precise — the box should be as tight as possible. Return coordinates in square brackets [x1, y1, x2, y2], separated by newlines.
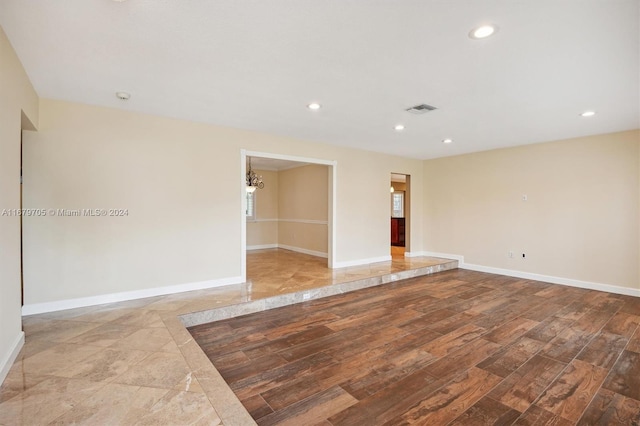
[181, 249, 458, 326]
[3, 249, 457, 425]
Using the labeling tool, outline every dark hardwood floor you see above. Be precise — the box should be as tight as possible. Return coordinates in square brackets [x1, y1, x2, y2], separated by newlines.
[188, 269, 640, 425]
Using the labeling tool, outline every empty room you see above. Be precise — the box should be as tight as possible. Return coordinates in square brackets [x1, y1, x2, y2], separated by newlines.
[0, 1, 639, 425]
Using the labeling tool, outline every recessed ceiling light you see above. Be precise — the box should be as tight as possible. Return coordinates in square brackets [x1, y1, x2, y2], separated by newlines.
[307, 102, 321, 110]
[469, 24, 498, 39]
[394, 124, 405, 131]
[442, 138, 453, 144]
[115, 91, 130, 100]
[580, 111, 596, 117]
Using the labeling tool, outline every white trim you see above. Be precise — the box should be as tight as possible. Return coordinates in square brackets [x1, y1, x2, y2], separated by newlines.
[0, 332, 24, 386]
[420, 251, 466, 263]
[241, 149, 337, 274]
[409, 250, 639, 297]
[246, 243, 328, 258]
[279, 218, 328, 225]
[22, 276, 243, 316]
[329, 163, 336, 268]
[461, 263, 640, 298]
[278, 244, 328, 258]
[249, 218, 328, 225]
[247, 244, 278, 250]
[332, 255, 392, 269]
[240, 150, 247, 282]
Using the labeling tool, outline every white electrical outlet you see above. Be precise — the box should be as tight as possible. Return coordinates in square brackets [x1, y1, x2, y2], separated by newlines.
[522, 194, 528, 201]
[303, 293, 311, 301]
[508, 251, 514, 258]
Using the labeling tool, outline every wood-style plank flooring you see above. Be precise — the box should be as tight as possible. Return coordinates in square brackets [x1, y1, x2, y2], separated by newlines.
[188, 269, 640, 425]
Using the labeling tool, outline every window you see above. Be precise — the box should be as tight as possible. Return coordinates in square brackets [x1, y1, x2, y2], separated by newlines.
[391, 191, 404, 218]
[246, 191, 256, 221]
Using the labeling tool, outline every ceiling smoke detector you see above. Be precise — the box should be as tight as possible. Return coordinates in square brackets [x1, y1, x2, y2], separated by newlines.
[115, 91, 131, 100]
[405, 104, 438, 114]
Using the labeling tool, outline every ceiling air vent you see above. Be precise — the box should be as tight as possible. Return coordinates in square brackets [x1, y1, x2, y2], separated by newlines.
[405, 103, 438, 114]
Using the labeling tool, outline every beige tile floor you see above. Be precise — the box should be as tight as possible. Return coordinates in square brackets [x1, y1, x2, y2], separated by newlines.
[0, 249, 452, 425]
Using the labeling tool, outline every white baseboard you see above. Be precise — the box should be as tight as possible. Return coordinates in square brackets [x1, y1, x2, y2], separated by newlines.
[420, 251, 466, 263]
[247, 244, 278, 250]
[461, 263, 640, 298]
[414, 250, 638, 297]
[22, 276, 244, 316]
[403, 251, 423, 258]
[278, 244, 328, 258]
[0, 332, 24, 386]
[246, 243, 328, 259]
[332, 255, 392, 269]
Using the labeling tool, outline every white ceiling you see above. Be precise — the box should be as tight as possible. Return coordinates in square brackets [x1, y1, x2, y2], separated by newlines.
[249, 157, 310, 171]
[1, 0, 638, 160]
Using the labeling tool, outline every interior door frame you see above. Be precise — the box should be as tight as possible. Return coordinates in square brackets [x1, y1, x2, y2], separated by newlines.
[240, 149, 337, 282]
[390, 173, 411, 253]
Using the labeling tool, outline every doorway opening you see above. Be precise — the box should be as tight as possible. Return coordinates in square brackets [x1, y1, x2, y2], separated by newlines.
[390, 173, 410, 260]
[240, 150, 336, 283]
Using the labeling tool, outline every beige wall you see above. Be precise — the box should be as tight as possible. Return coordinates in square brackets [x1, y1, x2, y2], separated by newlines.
[246, 169, 278, 247]
[423, 130, 640, 290]
[19, 74, 637, 317]
[0, 26, 39, 379]
[278, 165, 329, 254]
[246, 165, 330, 255]
[23, 99, 424, 307]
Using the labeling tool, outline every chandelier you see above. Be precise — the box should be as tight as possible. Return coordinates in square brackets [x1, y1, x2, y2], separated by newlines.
[246, 157, 264, 193]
